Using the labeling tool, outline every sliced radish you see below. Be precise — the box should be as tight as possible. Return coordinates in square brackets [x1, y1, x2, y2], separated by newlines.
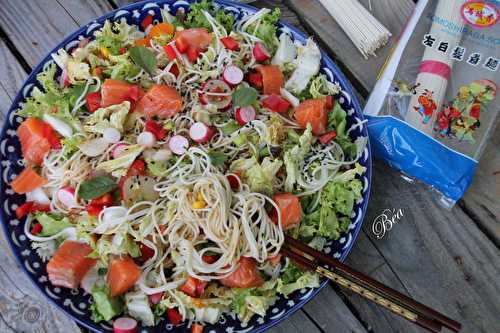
[112, 143, 128, 159]
[103, 127, 121, 144]
[137, 131, 157, 148]
[200, 80, 232, 109]
[253, 42, 270, 62]
[113, 317, 138, 333]
[169, 135, 189, 155]
[235, 106, 256, 125]
[57, 186, 78, 208]
[43, 114, 73, 138]
[223, 65, 244, 86]
[189, 122, 216, 144]
[149, 292, 164, 305]
[26, 188, 50, 205]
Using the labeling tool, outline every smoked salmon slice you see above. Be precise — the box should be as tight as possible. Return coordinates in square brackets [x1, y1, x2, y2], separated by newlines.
[101, 79, 140, 108]
[134, 84, 183, 119]
[256, 65, 284, 95]
[220, 257, 264, 288]
[47, 241, 97, 289]
[107, 256, 141, 297]
[294, 98, 328, 135]
[270, 193, 302, 230]
[10, 167, 48, 194]
[17, 117, 51, 165]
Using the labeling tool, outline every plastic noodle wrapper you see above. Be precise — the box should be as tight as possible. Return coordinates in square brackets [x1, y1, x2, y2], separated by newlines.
[364, 0, 499, 208]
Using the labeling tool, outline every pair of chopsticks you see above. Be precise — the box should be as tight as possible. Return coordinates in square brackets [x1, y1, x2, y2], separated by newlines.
[281, 235, 461, 333]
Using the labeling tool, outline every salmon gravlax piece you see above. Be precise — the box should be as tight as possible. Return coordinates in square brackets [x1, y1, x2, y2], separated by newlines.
[134, 84, 183, 119]
[47, 241, 97, 289]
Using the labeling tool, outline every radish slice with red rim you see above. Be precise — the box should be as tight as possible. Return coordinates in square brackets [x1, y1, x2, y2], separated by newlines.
[169, 135, 189, 155]
[57, 186, 78, 208]
[112, 143, 128, 159]
[223, 65, 244, 86]
[235, 106, 256, 125]
[200, 79, 232, 109]
[113, 317, 138, 333]
[189, 122, 216, 143]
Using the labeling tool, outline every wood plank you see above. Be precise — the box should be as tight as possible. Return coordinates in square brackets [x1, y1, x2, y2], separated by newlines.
[0, 42, 26, 100]
[460, 122, 500, 247]
[56, 0, 113, 26]
[285, 0, 415, 94]
[359, 160, 500, 333]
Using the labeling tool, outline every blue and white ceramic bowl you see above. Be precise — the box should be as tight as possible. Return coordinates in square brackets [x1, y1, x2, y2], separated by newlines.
[0, 1, 372, 332]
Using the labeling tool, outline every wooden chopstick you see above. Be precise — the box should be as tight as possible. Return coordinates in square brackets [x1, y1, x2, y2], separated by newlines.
[282, 235, 461, 333]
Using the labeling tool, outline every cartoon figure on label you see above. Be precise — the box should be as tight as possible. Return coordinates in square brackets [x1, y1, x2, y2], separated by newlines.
[414, 89, 437, 124]
[433, 105, 461, 137]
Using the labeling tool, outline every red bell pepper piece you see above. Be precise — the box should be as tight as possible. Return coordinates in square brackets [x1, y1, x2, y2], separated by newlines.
[163, 44, 177, 61]
[141, 15, 153, 30]
[319, 131, 337, 144]
[221, 37, 239, 51]
[175, 38, 189, 53]
[42, 123, 62, 149]
[145, 120, 167, 140]
[140, 243, 155, 262]
[31, 223, 43, 235]
[167, 308, 183, 326]
[186, 47, 201, 63]
[262, 94, 290, 113]
[325, 95, 334, 110]
[16, 202, 34, 219]
[86, 204, 103, 217]
[201, 254, 218, 264]
[85, 91, 102, 113]
[180, 276, 207, 298]
[90, 193, 113, 207]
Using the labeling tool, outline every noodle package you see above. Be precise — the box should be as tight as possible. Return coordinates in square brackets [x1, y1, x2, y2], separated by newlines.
[364, 0, 499, 208]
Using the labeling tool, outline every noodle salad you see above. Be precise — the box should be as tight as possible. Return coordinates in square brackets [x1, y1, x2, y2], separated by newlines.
[9, 1, 367, 331]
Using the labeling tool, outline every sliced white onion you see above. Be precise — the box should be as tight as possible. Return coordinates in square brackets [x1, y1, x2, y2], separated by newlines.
[78, 138, 109, 157]
[137, 131, 156, 148]
[152, 149, 172, 161]
[280, 88, 300, 108]
[43, 114, 73, 138]
[103, 127, 121, 144]
[26, 188, 50, 205]
[80, 265, 100, 294]
[93, 206, 128, 234]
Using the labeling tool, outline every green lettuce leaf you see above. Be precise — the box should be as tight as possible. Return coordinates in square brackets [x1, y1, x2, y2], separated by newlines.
[245, 8, 280, 51]
[283, 124, 314, 192]
[125, 291, 155, 326]
[84, 101, 130, 134]
[34, 213, 73, 237]
[96, 144, 143, 177]
[277, 271, 319, 297]
[309, 74, 341, 99]
[230, 157, 282, 195]
[90, 284, 124, 322]
[231, 281, 277, 323]
[327, 103, 357, 157]
[185, 0, 235, 32]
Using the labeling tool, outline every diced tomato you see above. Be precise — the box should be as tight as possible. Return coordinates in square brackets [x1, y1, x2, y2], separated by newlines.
[42, 123, 62, 149]
[186, 47, 201, 63]
[175, 28, 212, 54]
[141, 15, 153, 30]
[226, 173, 241, 191]
[17, 118, 52, 165]
[192, 323, 204, 333]
[134, 84, 183, 119]
[262, 94, 290, 113]
[256, 65, 284, 95]
[149, 292, 163, 305]
[271, 193, 302, 230]
[167, 308, 183, 326]
[101, 79, 140, 108]
[119, 47, 127, 55]
[86, 91, 102, 113]
[180, 276, 206, 298]
[31, 203, 51, 213]
[220, 257, 264, 288]
[47, 241, 97, 289]
[221, 36, 239, 51]
[31, 223, 43, 235]
[107, 256, 141, 297]
[247, 72, 263, 89]
[86, 204, 103, 217]
[145, 120, 167, 140]
[90, 193, 113, 207]
[319, 131, 337, 144]
[325, 95, 334, 110]
[170, 63, 180, 77]
[202, 254, 218, 264]
[163, 44, 177, 61]
[294, 98, 329, 135]
[11, 167, 48, 194]
[149, 23, 175, 39]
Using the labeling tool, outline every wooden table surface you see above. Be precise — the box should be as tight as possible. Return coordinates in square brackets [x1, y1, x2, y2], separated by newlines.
[0, 1, 498, 332]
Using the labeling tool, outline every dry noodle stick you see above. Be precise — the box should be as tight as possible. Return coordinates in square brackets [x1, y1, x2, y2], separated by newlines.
[318, 0, 392, 59]
[405, 0, 466, 134]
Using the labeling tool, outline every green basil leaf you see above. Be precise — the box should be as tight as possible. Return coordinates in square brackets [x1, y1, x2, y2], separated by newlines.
[129, 46, 157, 75]
[78, 176, 117, 200]
[208, 150, 228, 167]
[232, 86, 258, 108]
